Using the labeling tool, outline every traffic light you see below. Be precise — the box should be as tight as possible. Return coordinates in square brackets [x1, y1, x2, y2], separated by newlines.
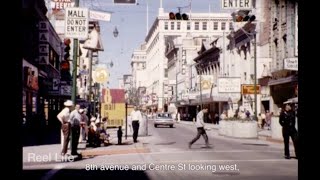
[113, 0, 137, 4]
[64, 38, 71, 61]
[232, 10, 255, 22]
[169, 12, 189, 20]
[182, 13, 189, 20]
[169, 12, 175, 20]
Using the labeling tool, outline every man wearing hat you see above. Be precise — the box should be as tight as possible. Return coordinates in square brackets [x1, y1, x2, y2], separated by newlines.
[69, 104, 82, 156]
[57, 100, 73, 156]
[279, 103, 298, 159]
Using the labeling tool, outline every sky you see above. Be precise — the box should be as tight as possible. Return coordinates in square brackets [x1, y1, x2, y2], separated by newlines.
[79, 0, 233, 88]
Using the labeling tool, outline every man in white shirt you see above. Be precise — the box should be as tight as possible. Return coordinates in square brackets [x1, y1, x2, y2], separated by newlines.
[57, 100, 73, 156]
[130, 106, 142, 143]
[189, 106, 210, 148]
[69, 104, 82, 156]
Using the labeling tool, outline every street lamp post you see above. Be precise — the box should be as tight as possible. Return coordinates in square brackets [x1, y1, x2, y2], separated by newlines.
[191, 62, 202, 111]
[238, 27, 258, 119]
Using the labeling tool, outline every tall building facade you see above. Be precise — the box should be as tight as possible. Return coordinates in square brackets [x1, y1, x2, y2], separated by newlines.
[267, 0, 298, 115]
[23, 0, 65, 145]
[131, 44, 147, 89]
[142, 9, 232, 112]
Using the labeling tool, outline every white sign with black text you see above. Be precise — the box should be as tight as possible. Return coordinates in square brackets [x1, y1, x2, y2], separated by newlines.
[218, 78, 241, 93]
[284, 58, 298, 71]
[65, 7, 89, 39]
[221, 0, 253, 9]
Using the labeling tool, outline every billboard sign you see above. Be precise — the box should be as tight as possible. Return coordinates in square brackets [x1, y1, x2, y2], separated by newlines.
[218, 77, 241, 93]
[241, 84, 261, 94]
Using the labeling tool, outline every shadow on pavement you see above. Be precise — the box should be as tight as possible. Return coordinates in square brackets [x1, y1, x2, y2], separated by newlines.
[22, 169, 150, 179]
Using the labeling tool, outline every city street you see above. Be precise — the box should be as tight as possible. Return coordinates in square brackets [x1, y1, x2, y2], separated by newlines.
[23, 120, 298, 180]
[20, 0, 299, 179]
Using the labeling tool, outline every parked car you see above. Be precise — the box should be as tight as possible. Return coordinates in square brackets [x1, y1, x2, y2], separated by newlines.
[154, 113, 174, 128]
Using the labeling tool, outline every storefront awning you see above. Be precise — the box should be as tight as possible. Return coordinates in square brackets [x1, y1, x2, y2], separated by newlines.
[283, 97, 298, 104]
[268, 75, 298, 86]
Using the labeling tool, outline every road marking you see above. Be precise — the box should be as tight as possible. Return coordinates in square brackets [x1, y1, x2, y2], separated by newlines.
[94, 158, 295, 166]
[41, 164, 65, 180]
[99, 149, 283, 157]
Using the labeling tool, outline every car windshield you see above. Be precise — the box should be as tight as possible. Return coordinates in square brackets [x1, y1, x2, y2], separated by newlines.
[157, 113, 172, 119]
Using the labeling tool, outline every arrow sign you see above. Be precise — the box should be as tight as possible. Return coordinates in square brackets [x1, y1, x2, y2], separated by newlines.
[90, 10, 112, 22]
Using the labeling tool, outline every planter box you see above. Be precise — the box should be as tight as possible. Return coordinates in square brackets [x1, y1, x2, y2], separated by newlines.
[271, 116, 282, 140]
[219, 120, 258, 138]
[225, 121, 233, 137]
[232, 121, 258, 138]
[219, 120, 226, 136]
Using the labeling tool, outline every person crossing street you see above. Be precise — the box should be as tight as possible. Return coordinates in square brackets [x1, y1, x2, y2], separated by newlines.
[189, 106, 210, 149]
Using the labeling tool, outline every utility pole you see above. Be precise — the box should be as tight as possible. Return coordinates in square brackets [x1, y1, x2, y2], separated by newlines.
[71, 0, 80, 104]
[88, 50, 93, 111]
[146, 0, 149, 35]
[253, 33, 257, 120]
[199, 71, 202, 109]
[175, 53, 178, 107]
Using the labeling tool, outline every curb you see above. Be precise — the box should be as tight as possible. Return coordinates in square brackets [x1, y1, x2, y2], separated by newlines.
[258, 135, 293, 145]
[82, 148, 150, 157]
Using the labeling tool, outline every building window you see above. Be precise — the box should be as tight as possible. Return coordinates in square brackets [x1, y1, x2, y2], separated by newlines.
[202, 22, 207, 30]
[195, 22, 199, 30]
[165, 68, 168, 78]
[221, 22, 226, 30]
[177, 22, 181, 30]
[164, 22, 168, 30]
[171, 22, 174, 30]
[244, 72, 247, 81]
[187, 22, 191, 30]
[229, 22, 233, 31]
[213, 22, 218, 30]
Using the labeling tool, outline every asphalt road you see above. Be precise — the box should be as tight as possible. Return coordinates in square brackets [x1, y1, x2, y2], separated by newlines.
[23, 120, 298, 180]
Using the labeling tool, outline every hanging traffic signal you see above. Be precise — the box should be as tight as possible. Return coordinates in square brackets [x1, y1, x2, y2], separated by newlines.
[169, 12, 175, 20]
[232, 10, 255, 22]
[175, 13, 181, 20]
[64, 38, 71, 61]
[169, 12, 189, 20]
[60, 60, 70, 71]
[182, 13, 189, 20]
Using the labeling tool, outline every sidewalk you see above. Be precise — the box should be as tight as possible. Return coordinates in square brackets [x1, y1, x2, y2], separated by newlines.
[81, 128, 151, 157]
